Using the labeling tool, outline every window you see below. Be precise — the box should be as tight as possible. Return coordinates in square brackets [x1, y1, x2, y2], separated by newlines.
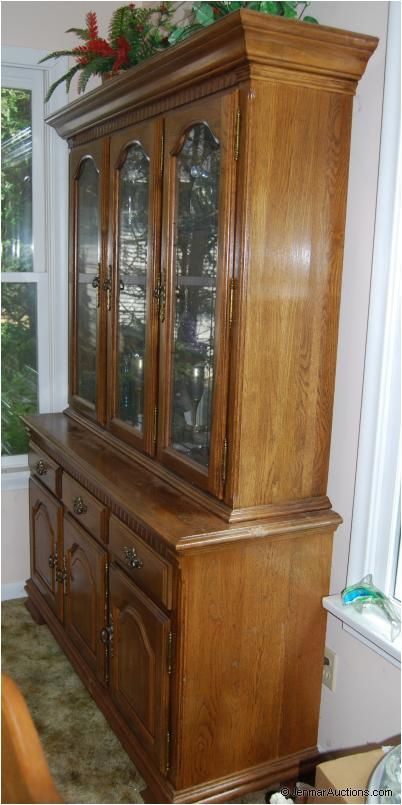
[1, 71, 48, 456]
[1, 49, 69, 483]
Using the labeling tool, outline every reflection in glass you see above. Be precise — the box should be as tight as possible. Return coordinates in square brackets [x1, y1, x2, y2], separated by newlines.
[170, 124, 220, 468]
[116, 144, 149, 432]
[1, 283, 38, 454]
[76, 158, 100, 405]
[1, 88, 33, 273]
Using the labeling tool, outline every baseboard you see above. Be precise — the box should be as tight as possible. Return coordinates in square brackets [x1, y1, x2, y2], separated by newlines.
[2, 581, 27, 601]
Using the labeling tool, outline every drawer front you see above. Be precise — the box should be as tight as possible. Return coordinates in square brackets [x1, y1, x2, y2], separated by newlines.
[109, 516, 172, 609]
[62, 473, 108, 544]
[29, 443, 62, 497]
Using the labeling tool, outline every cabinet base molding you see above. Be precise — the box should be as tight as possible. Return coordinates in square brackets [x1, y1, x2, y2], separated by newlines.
[24, 595, 46, 625]
[159, 748, 319, 803]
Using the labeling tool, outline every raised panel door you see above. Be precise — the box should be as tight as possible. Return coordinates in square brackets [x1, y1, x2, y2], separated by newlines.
[107, 122, 162, 455]
[63, 514, 107, 683]
[109, 564, 171, 774]
[69, 140, 108, 424]
[158, 93, 238, 498]
[29, 479, 63, 621]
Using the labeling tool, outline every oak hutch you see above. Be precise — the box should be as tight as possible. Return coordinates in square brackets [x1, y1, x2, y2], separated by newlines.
[24, 11, 377, 803]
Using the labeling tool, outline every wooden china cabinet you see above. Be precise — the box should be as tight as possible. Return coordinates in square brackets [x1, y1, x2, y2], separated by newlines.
[23, 12, 377, 804]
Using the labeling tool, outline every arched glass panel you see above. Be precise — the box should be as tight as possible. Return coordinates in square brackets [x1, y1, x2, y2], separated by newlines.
[116, 143, 150, 432]
[76, 158, 100, 405]
[170, 124, 220, 468]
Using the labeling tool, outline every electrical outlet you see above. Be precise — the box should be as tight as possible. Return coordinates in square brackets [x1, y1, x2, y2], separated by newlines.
[323, 646, 337, 691]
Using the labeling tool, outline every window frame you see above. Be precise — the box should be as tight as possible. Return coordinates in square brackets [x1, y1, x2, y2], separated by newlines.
[323, 1, 401, 666]
[1, 47, 69, 488]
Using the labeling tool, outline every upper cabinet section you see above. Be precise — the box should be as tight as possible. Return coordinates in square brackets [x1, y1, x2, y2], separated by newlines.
[55, 12, 377, 521]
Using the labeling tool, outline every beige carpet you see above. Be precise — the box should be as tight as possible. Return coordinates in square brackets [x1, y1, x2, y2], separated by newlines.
[2, 599, 268, 804]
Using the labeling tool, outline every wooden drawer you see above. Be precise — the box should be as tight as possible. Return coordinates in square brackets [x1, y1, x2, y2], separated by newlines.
[109, 516, 172, 609]
[28, 443, 62, 497]
[62, 473, 108, 544]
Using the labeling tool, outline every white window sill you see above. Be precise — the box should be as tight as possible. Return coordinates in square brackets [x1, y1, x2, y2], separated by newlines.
[2, 466, 30, 491]
[323, 594, 401, 669]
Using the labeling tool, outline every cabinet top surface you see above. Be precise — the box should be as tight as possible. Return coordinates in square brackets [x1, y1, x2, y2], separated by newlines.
[47, 9, 377, 141]
[24, 413, 341, 552]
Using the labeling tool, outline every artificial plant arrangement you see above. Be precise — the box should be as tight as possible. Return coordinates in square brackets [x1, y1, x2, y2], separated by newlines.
[41, 1, 318, 101]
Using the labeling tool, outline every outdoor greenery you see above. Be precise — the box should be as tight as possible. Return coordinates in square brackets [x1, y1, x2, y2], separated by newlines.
[40, 1, 318, 100]
[1, 88, 38, 456]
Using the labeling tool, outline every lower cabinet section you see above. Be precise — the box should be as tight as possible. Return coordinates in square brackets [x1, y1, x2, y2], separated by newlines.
[109, 564, 171, 774]
[63, 515, 107, 684]
[25, 445, 340, 803]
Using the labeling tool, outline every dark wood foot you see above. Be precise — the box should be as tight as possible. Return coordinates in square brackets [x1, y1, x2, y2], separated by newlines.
[141, 786, 167, 804]
[25, 595, 46, 625]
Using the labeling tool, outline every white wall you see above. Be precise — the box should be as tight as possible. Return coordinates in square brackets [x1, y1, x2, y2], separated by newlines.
[2, 0, 400, 750]
[1, 487, 30, 600]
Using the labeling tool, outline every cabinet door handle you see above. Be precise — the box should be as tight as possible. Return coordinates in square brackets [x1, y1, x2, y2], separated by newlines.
[103, 265, 112, 311]
[123, 546, 144, 570]
[35, 460, 48, 476]
[72, 496, 88, 515]
[100, 624, 114, 644]
[48, 552, 57, 569]
[92, 272, 100, 308]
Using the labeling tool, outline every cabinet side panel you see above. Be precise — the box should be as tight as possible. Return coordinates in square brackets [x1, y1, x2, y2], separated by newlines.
[176, 528, 333, 789]
[233, 82, 353, 509]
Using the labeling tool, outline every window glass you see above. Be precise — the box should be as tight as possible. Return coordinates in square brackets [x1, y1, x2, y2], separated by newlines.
[1, 88, 33, 273]
[1, 282, 38, 455]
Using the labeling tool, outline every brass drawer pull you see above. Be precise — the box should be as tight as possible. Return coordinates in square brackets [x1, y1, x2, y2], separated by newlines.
[123, 546, 143, 570]
[35, 460, 48, 476]
[72, 496, 88, 515]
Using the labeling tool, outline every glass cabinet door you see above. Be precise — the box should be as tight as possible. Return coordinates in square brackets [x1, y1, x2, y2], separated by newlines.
[70, 142, 106, 423]
[158, 95, 237, 497]
[108, 123, 161, 455]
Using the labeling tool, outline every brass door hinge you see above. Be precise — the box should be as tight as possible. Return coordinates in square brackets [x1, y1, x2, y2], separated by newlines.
[167, 632, 174, 675]
[229, 278, 236, 328]
[104, 561, 110, 684]
[234, 109, 241, 161]
[160, 132, 165, 177]
[221, 437, 228, 484]
[166, 730, 171, 773]
[153, 407, 158, 444]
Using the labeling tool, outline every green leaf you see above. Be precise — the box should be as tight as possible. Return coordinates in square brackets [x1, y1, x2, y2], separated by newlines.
[258, 2, 281, 14]
[194, 4, 215, 26]
[65, 27, 90, 41]
[44, 63, 80, 102]
[302, 15, 319, 23]
[282, 3, 298, 18]
[38, 50, 74, 64]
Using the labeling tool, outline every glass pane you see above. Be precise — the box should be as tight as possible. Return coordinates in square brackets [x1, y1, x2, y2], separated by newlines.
[1, 88, 33, 272]
[1, 283, 38, 455]
[76, 158, 100, 405]
[170, 124, 220, 468]
[116, 143, 150, 431]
